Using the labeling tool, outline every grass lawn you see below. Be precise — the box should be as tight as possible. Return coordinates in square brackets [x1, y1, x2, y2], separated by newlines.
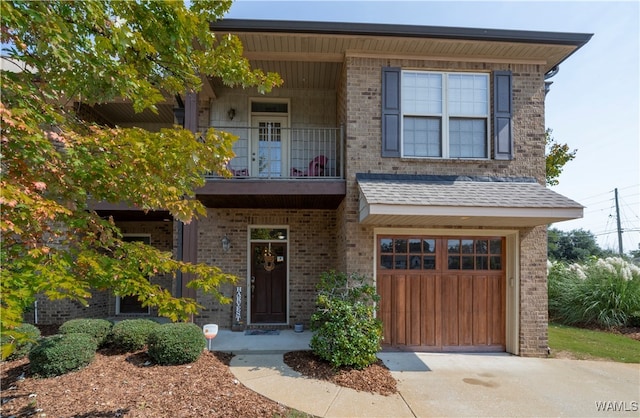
[548, 323, 640, 363]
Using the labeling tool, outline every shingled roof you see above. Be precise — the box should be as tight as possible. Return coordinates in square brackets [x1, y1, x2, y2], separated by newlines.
[357, 174, 583, 228]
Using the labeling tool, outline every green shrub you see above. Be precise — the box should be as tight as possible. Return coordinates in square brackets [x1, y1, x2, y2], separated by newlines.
[109, 319, 159, 352]
[147, 323, 205, 365]
[59, 318, 112, 347]
[310, 271, 382, 369]
[28, 333, 97, 377]
[0, 323, 41, 361]
[548, 257, 640, 328]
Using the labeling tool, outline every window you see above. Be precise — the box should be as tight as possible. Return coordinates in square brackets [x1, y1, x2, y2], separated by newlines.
[402, 71, 489, 159]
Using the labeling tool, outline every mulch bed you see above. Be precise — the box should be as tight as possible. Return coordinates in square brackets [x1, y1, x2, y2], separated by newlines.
[283, 350, 397, 396]
[1, 324, 397, 417]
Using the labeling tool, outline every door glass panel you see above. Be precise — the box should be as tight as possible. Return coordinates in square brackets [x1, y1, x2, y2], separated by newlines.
[461, 239, 474, 253]
[476, 256, 488, 269]
[250, 228, 287, 240]
[490, 239, 502, 254]
[423, 256, 436, 269]
[408, 239, 422, 253]
[394, 255, 408, 269]
[380, 238, 393, 253]
[395, 239, 407, 253]
[448, 256, 460, 269]
[423, 239, 435, 253]
[462, 256, 474, 269]
[409, 255, 422, 269]
[490, 256, 502, 270]
[476, 240, 488, 254]
[258, 122, 282, 177]
[381, 255, 393, 269]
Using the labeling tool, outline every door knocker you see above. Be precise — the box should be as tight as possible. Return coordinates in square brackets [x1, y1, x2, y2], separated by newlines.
[263, 244, 275, 271]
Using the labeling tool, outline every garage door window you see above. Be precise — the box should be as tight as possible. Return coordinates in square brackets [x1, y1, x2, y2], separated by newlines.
[447, 238, 502, 270]
[379, 236, 502, 271]
[380, 237, 436, 270]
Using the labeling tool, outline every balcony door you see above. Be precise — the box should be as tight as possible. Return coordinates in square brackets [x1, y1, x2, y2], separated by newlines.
[251, 116, 289, 177]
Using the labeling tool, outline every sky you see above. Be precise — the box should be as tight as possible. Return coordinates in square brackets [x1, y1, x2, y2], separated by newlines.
[225, 0, 640, 254]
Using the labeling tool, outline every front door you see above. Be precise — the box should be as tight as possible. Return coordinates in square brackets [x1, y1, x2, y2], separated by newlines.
[251, 116, 289, 177]
[250, 242, 287, 323]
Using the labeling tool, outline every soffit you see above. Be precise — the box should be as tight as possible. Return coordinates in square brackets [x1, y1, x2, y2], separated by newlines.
[215, 31, 577, 90]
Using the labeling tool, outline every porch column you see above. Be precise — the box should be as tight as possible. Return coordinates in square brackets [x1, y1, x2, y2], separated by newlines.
[181, 92, 199, 300]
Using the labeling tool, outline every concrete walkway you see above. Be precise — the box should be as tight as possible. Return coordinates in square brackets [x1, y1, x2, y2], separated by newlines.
[215, 330, 640, 417]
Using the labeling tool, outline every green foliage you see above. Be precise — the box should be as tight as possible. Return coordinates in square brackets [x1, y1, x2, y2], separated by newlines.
[109, 319, 159, 352]
[310, 271, 382, 370]
[0, 0, 282, 351]
[545, 129, 576, 186]
[548, 257, 640, 328]
[548, 228, 604, 262]
[0, 323, 40, 361]
[28, 333, 97, 377]
[147, 323, 205, 365]
[59, 318, 113, 347]
[549, 324, 640, 363]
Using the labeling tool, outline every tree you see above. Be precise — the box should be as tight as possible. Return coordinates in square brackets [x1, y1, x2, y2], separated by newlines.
[548, 228, 604, 262]
[545, 128, 577, 186]
[0, 1, 282, 358]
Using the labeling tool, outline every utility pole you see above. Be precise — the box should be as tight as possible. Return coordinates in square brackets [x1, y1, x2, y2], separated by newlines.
[614, 188, 623, 256]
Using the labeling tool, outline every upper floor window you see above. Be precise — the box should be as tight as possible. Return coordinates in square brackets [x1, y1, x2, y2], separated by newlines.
[382, 68, 513, 161]
[401, 71, 489, 159]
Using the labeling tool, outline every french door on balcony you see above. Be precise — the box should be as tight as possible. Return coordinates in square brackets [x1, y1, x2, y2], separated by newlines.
[251, 116, 289, 177]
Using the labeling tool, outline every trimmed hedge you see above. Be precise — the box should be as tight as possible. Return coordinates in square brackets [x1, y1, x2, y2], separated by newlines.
[1, 323, 41, 361]
[59, 318, 113, 347]
[29, 333, 97, 377]
[147, 323, 205, 365]
[109, 319, 159, 351]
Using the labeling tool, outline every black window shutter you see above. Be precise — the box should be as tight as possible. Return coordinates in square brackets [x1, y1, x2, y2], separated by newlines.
[493, 70, 513, 160]
[381, 67, 401, 157]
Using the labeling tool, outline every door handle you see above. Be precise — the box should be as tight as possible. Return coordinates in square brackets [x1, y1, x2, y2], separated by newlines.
[251, 276, 255, 296]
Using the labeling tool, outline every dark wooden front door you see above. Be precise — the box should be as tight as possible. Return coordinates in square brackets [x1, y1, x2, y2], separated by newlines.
[251, 243, 287, 323]
[377, 236, 505, 351]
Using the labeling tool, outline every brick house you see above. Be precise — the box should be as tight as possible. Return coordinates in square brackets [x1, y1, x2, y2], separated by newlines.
[34, 19, 591, 356]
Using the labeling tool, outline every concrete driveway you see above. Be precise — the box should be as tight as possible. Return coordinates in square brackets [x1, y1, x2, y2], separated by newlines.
[218, 330, 638, 417]
[380, 352, 639, 417]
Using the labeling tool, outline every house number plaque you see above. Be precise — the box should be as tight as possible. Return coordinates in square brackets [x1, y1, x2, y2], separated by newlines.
[234, 286, 242, 324]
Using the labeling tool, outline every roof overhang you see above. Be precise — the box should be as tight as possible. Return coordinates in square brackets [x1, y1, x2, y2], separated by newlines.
[211, 19, 593, 76]
[357, 174, 583, 228]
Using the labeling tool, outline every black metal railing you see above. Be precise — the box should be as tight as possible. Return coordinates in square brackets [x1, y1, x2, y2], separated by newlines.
[205, 126, 344, 180]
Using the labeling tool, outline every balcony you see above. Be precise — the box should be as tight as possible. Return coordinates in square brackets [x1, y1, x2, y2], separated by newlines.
[198, 125, 346, 209]
[204, 125, 343, 180]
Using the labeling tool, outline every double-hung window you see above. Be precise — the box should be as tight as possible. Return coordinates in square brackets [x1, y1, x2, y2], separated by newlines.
[401, 71, 489, 159]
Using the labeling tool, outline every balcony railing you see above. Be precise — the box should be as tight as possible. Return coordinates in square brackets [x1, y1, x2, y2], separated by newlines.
[205, 125, 344, 180]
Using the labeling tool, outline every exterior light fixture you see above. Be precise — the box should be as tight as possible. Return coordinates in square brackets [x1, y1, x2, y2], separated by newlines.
[227, 108, 236, 120]
[221, 235, 231, 252]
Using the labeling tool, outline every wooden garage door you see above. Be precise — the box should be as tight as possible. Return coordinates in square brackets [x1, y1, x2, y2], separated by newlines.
[377, 236, 505, 352]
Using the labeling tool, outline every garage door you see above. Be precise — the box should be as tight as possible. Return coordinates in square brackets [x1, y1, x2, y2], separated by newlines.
[377, 236, 505, 352]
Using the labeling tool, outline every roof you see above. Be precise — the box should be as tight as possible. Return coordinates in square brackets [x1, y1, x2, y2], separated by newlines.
[357, 174, 583, 228]
[211, 19, 592, 48]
